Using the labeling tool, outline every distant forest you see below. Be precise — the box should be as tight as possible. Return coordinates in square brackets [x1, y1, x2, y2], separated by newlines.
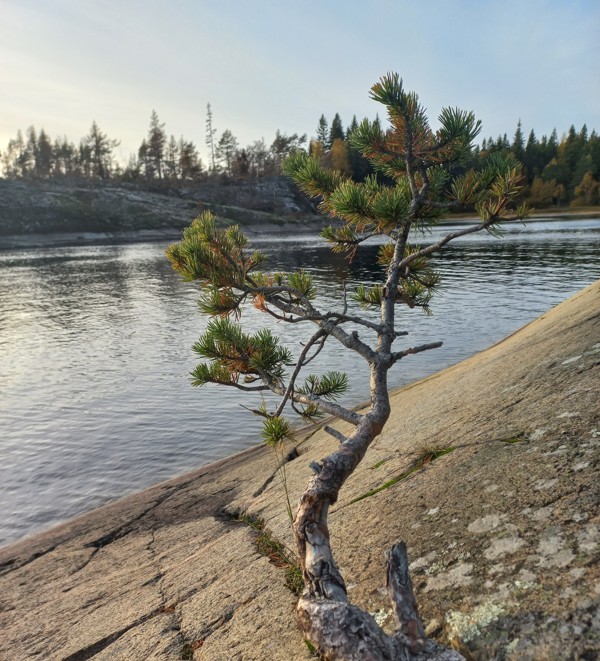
[2, 106, 599, 209]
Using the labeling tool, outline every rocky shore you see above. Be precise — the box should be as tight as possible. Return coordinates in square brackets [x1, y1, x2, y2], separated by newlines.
[0, 281, 599, 660]
[1, 178, 598, 252]
[0, 177, 319, 249]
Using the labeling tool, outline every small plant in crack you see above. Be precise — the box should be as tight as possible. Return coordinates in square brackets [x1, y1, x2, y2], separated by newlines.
[499, 434, 526, 444]
[370, 458, 389, 470]
[227, 510, 305, 596]
[414, 442, 455, 465]
[261, 415, 297, 525]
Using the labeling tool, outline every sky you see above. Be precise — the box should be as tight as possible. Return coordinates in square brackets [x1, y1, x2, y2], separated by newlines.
[1, 0, 599, 166]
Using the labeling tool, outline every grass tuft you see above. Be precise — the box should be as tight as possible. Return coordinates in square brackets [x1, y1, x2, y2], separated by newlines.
[500, 435, 526, 444]
[370, 458, 389, 470]
[414, 443, 455, 464]
[226, 510, 304, 595]
[349, 445, 455, 505]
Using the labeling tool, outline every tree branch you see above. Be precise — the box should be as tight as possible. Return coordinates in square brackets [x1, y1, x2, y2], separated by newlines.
[272, 329, 328, 418]
[211, 381, 271, 392]
[399, 215, 511, 267]
[325, 312, 384, 333]
[324, 425, 348, 444]
[391, 341, 443, 364]
[290, 392, 361, 426]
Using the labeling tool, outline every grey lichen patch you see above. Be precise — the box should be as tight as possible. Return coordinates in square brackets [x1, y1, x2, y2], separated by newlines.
[468, 514, 503, 533]
[529, 427, 547, 441]
[409, 550, 437, 571]
[576, 524, 599, 553]
[534, 478, 558, 490]
[513, 579, 538, 593]
[484, 536, 526, 560]
[518, 568, 537, 583]
[424, 562, 473, 592]
[571, 461, 590, 472]
[536, 534, 563, 556]
[446, 600, 506, 643]
[536, 532, 575, 568]
[530, 505, 554, 522]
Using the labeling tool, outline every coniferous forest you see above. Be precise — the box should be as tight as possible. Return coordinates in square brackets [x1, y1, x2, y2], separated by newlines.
[2, 107, 599, 209]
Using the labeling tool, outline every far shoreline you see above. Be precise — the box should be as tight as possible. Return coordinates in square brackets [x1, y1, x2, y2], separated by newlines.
[0, 208, 598, 252]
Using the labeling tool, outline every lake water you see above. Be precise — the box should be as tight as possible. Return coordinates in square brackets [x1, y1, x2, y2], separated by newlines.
[1, 219, 599, 547]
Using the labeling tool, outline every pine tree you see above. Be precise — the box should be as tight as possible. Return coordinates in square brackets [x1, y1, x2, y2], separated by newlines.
[84, 121, 118, 179]
[270, 130, 306, 171]
[36, 129, 53, 178]
[179, 138, 203, 181]
[147, 110, 167, 180]
[164, 135, 180, 181]
[346, 114, 372, 181]
[216, 129, 239, 175]
[167, 73, 528, 659]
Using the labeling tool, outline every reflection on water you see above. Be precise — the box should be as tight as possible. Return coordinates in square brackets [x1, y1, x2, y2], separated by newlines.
[1, 219, 599, 546]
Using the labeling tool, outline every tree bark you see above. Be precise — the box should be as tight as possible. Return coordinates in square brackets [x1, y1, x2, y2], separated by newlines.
[295, 539, 465, 659]
[292, 384, 463, 659]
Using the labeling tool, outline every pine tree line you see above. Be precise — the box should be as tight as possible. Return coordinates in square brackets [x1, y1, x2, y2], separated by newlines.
[2, 108, 598, 207]
[0, 108, 307, 185]
[311, 113, 600, 208]
[473, 122, 600, 207]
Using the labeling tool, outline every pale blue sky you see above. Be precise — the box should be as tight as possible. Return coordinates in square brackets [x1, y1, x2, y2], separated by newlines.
[1, 0, 598, 165]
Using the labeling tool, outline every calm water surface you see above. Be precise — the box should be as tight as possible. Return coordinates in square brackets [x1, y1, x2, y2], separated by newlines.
[1, 219, 599, 547]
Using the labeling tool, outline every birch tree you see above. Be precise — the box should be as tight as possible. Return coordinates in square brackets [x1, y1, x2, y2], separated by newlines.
[167, 73, 528, 660]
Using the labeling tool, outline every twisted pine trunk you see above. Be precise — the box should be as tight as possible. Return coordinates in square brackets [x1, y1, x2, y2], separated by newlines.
[292, 373, 464, 660]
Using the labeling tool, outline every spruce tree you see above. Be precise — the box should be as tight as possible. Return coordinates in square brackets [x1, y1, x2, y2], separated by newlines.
[512, 120, 525, 162]
[317, 114, 329, 148]
[167, 73, 528, 659]
[329, 112, 345, 144]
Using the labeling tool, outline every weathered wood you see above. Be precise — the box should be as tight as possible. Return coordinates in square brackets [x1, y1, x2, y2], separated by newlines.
[298, 582, 465, 660]
[297, 597, 401, 661]
[386, 542, 425, 652]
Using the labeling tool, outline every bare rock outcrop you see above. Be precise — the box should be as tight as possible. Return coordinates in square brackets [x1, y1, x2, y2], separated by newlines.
[0, 281, 598, 660]
[0, 177, 316, 248]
